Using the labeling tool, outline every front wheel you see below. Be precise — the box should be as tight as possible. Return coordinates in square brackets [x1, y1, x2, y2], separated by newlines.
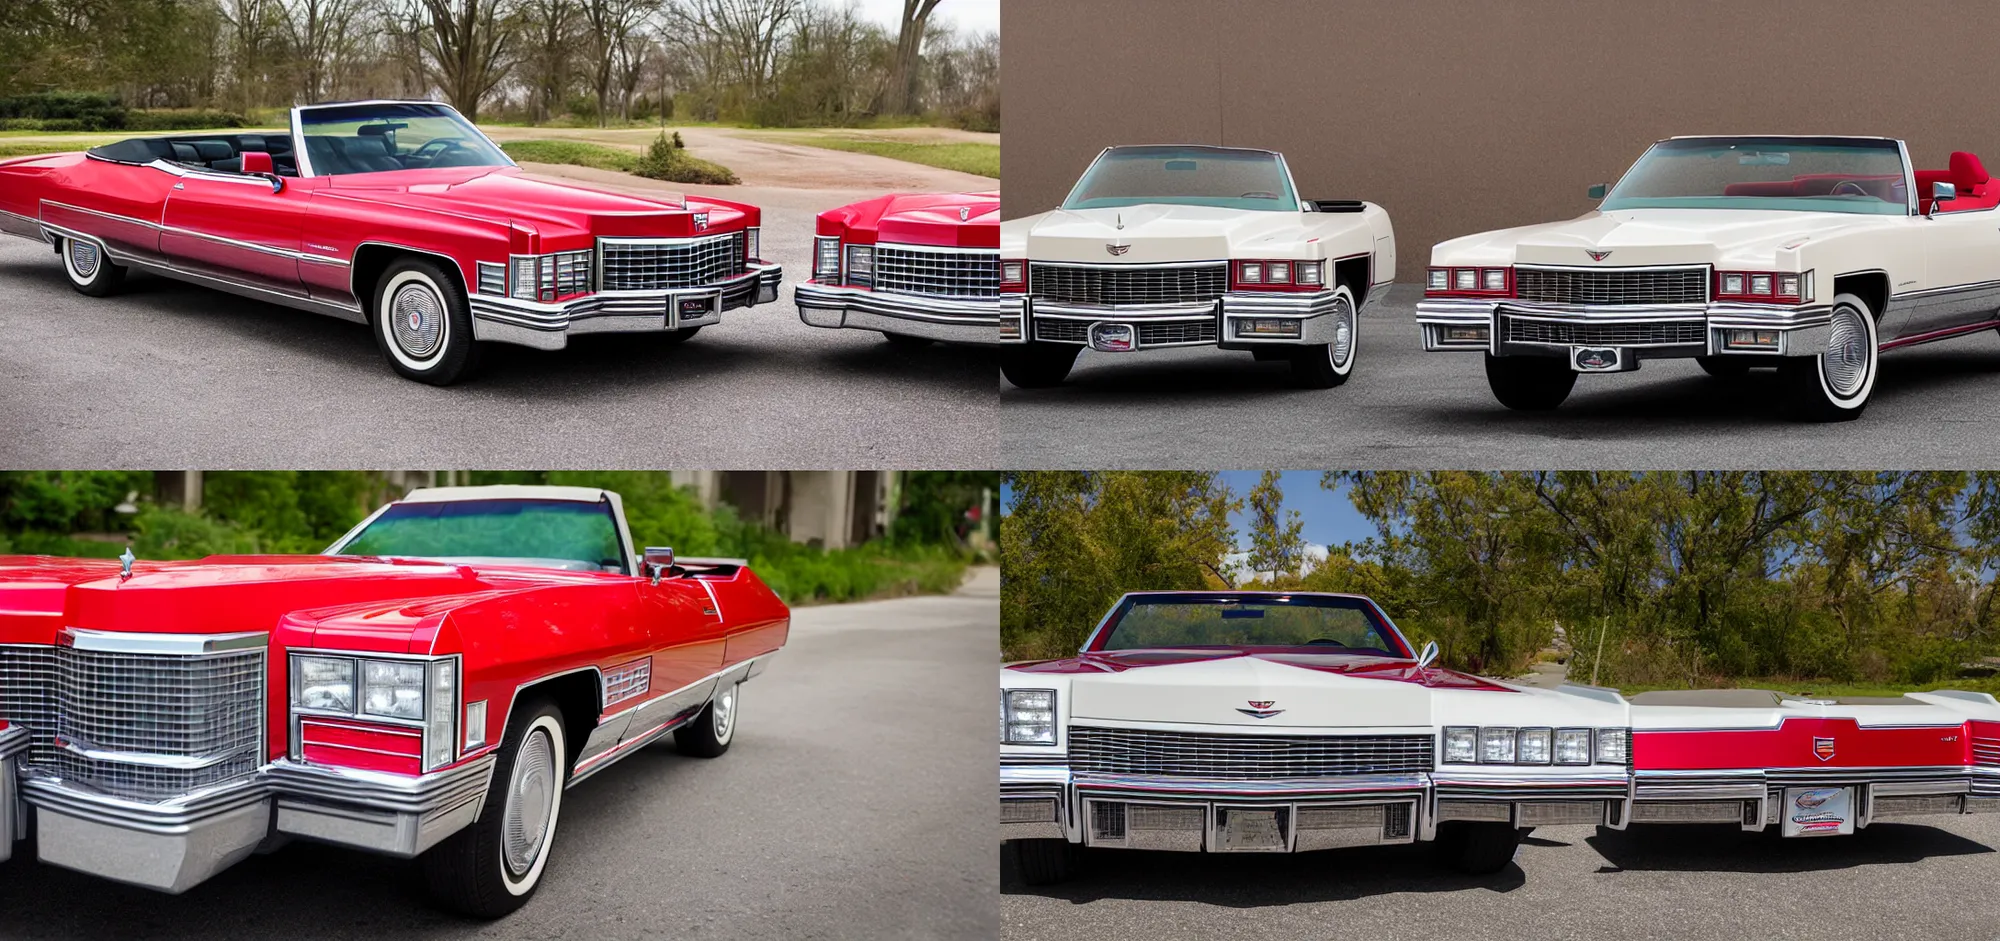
[373, 258, 479, 385]
[1484, 354, 1577, 410]
[59, 236, 126, 297]
[420, 700, 568, 918]
[1000, 342, 1080, 388]
[1009, 838, 1079, 885]
[1433, 822, 1528, 875]
[1288, 285, 1358, 389]
[674, 680, 739, 758]
[1780, 292, 1877, 422]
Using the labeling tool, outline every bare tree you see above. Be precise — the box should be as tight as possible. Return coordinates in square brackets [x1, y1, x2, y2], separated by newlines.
[220, 0, 283, 111]
[409, 0, 517, 118]
[663, 0, 799, 103]
[882, 0, 939, 115]
[580, 0, 644, 125]
[277, 0, 365, 102]
[516, 0, 576, 122]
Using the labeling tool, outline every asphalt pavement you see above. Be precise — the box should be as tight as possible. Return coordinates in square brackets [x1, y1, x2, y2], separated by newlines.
[0, 571, 999, 940]
[0, 182, 996, 469]
[1001, 292, 2000, 469]
[1001, 814, 2000, 941]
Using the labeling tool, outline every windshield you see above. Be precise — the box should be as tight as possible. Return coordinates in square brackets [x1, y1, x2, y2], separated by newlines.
[1063, 146, 1298, 212]
[1097, 595, 1406, 655]
[297, 102, 511, 177]
[334, 499, 627, 573]
[1601, 137, 1909, 215]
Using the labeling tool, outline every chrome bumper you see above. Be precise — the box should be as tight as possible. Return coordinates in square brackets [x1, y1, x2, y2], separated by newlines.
[1000, 286, 1386, 350]
[1000, 761, 1629, 852]
[795, 282, 997, 344]
[15, 753, 498, 893]
[468, 263, 783, 351]
[1630, 767, 2000, 831]
[1415, 297, 1834, 360]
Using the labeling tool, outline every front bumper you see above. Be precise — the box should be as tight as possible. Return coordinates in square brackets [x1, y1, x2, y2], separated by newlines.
[795, 282, 997, 344]
[16, 753, 498, 893]
[467, 263, 783, 351]
[1000, 288, 1376, 351]
[1630, 767, 2000, 831]
[1001, 760, 1629, 853]
[1415, 297, 1834, 363]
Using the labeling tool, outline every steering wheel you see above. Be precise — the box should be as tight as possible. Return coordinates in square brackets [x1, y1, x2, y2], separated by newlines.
[1241, 191, 1281, 199]
[410, 138, 468, 162]
[1830, 180, 1870, 198]
[1303, 638, 1350, 646]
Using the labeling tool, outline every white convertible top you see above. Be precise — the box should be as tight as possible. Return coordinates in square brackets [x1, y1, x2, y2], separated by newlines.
[400, 485, 610, 504]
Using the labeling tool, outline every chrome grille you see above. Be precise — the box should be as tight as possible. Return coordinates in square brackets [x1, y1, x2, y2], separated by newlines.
[0, 643, 264, 802]
[1139, 322, 1217, 345]
[1514, 266, 1708, 305]
[1505, 317, 1706, 347]
[1030, 263, 1227, 306]
[1975, 736, 2000, 766]
[600, 233, 747, 291]
[1069, 727, 1434, 779]
[875, 246, 999, 298]
[477, 261, 506, 295]
[1035, 321, 1088, 343]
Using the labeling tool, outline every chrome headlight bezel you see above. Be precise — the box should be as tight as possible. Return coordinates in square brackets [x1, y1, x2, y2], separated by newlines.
[289, 651, 461, 772]
[1441, 724, 1631, 767]
[814, 236, 842, 280]
[1001, 688, 1057, 746]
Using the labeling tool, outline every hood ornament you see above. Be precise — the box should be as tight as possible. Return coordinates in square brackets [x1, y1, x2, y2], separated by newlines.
[692, 211, 708, 232]
[1106, 242, 1131, 256]
[118, 547, 135, 580]
[1237, 700, 1285, 719]
[1115, 213, 1124, 231]
[1586, 250, 1613, 261]
[958, 206, 970, 222]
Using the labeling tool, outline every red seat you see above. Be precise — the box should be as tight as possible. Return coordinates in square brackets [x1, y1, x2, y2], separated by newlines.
[1919, 151, 1996, 213]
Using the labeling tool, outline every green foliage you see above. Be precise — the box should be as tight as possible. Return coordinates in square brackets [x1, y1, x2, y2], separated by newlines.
[132, 506, 259, 558]
[122, 109, 247, 131]
[0, 92, 125, 128]
[890, 472, 994, 549]
[499, 139, 640, 172]
[632, 131, 739, 185]
[1245, 471, 1306, 580]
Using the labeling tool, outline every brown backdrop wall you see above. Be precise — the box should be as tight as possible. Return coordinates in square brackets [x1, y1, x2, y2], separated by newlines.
[1002, 0, 2000, 280]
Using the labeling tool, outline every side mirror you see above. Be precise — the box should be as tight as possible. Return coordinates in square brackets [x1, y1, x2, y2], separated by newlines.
[1306, 199, 1366, 213]
[1587, 183, 1609, 200]
[1417, 640, 1440, 669]
[643, 546, 675, 584]
[1929, 181, 1957, 217]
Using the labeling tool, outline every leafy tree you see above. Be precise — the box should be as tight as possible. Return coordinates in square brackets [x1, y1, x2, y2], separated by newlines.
[1244, 470, 1305, 581]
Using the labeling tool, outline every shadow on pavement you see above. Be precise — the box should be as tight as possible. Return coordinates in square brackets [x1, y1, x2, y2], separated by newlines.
[1587, 822, 1995, 874]
[999, 840, 1527, 907]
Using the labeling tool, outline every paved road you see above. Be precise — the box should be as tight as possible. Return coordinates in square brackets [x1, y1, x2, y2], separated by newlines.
[1001, 293, 2000, 469]
[1002, 814, 2000, 941]
[0, 177, 996, 469]
[0, 573, 998, 940]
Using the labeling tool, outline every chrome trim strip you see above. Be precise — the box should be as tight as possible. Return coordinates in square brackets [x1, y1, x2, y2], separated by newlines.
[1072, 771, 1429, 798]
[0, 207, 47, 243]
[58, 627, 267, 655]
[41, 221, 367, 323]
[43, 199, 165, 231]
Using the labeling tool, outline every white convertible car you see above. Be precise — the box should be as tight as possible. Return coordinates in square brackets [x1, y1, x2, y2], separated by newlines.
[999, 591, 1632, 883]
[1000, 145, 1396, 389]
[1416, 136, 2000, 421]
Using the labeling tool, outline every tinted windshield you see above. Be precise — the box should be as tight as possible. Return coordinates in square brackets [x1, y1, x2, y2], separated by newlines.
[1098, 595, 1405, 654]
[298, 102, 511, 177]
[1601, 137, 1908, 215]
[334, 499, 626, 573]
[1063, 146, 1298, 211]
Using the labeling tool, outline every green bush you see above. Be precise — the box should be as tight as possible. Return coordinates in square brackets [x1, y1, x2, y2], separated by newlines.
[0, 92, 125, 129]
[124, 109, 247, 131]
[132, 506, 259, 559]
[499, 140, 639, 173]
[632, 131, 738, 185]
[0, 118, 90, 132]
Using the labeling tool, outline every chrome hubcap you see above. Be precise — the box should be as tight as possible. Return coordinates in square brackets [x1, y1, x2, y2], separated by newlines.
[1823, 305, 1870, 397]
[390, 282, 444, 359]
[68, 239, 99, 278]
[502, 727, 556, 877]
[1330, 298, 1355, 367]
[713, 685, 736, 740]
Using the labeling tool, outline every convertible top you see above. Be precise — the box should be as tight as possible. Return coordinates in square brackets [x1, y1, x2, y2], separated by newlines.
[85, 132, 296, 175]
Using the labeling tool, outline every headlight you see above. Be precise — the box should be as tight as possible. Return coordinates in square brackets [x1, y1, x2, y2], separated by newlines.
[427, 660, 457, 768]
[1516, 728, 1553, 764]
[362, 659, 426, 720]
[295, 656, 355, 713]
[846, 245, 874, 285]
[1443, 726, 1477, 763]
[814, 237, 841, 279]
[745, 227, 760, 262]
[511, 257, 539, 300]
[1555, 728, 1592, 765]
[1002, 260, 1025, 284]
[1482, 268, 1507, 291]
[1428, 267, 1449, 291]
[1296, 260, 1325, 286]
[1002, 688, 1056, 745]
[1479, 726, 1517, 763]
[1596, 728, 1630, 765]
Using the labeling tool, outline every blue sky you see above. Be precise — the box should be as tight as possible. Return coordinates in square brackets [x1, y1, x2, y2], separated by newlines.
[1218, 471, 1376, 555]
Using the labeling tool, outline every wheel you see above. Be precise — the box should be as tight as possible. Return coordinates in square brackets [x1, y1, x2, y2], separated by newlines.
[1696, 355, 1754, 379]
[1010, 838, 1079, 886]
[1780, 292, 1877, 422]
[1484, 353, 1577, 410]
[420, 699, 567, 918]
[1000, 342, 1080, 388]
[674, 680, 739, 758]
[660, 326, 702, 345]
[884, 332, 934, 350]
[1287, 285, 1358, 389]
[373, 257, 479, 385]
[1433, 822, 1527, 875]
[59, 235, 126, 297]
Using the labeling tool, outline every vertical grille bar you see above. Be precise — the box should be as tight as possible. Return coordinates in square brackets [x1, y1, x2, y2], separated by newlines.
[873, 246, 999, 298]
[1029, 263, 1228, 306]
[1068, 727, 1435, 779]
[1513, 266, 1709, 305]
[599, 233, 748, 291]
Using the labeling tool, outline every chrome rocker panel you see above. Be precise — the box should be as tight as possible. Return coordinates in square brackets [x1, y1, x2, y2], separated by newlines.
[1415, 297, 1835, 360]
[1000, 282, 1391, 350]
[794, 282, 998, 344]
[470, 263, 783, 351]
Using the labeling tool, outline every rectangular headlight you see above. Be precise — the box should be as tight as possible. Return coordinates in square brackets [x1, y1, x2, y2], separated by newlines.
[1596, 728, 1630, 765]
[1296, 260, 1324, 285]
[511, 257, 538, 299]
[464, 699, 488, 750]
[294, 656, 355, 713]
[1266, 262, 1290, 284]
[1002, 688, 1056, 745]
[847, 244, 874, 285]
[1480, 727, 1517, 763]
[1454, 269, 1477, 291]
[814, 237, 841, 279]
[1722, 273, 1745, 295]
[1482, 268, 1507, 292]
[1555, 728, 1592, 765]
[1516, 728, 1553, 764]
[1002, 260, 1025, 284]
[1778, 274, 1800, 298]
[1428, 268, 1449, 291]
[1443, 726, 1478, 763]
[1750, 274, 1773, 295]
[745, 227, 760, 262]
[361, 659, 425, 720]
[426, 660, 457, 769]
[1239, 261, 1263, 284]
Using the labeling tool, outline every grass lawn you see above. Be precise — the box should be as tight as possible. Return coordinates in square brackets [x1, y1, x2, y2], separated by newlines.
[498, 139, 639, 172]
[754, 132, 999, 179]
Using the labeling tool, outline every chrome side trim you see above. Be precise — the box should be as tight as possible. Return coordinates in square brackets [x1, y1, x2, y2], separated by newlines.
[43, 199, 165, 231]
[40, 220, 367, 324]
[0, 207, 47, 243]
[58, 627, 267, 655]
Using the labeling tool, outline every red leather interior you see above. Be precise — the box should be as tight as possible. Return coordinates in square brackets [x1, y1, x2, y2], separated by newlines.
[1917, 151, 1996, 213]
[240, 151, 273, 175]
[1721, 174, 1902, 201]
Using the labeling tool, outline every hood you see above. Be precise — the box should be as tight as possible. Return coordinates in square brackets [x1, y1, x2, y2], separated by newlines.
[322, 166, 752, 243]
[1053, 652, 1509, 729]
[1017, 203, 1343, 264]
[822, 191, 998, 248]
[1436, 208, 1886, 268]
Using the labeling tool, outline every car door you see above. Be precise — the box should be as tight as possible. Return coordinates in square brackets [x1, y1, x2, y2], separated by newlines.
[616, 576, 728, 745]
[158, 169, 311, 293]
[1910, 206, 2000, 337]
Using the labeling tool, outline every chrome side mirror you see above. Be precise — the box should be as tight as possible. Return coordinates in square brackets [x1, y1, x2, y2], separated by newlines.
[643, 546, 675, 585]
[1928, 181, 1956, 217]
[1417, 640, 1440, 669]
[1587, 183, 1609, 200]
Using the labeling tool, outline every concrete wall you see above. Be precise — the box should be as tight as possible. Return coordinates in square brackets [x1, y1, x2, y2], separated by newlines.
[1002, 0, 2000, 279]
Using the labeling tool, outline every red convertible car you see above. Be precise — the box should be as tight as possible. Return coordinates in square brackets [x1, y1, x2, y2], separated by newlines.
[795, 190, 997, 346]
[0, 100, 782, 384]
[0, 484, 788, 916]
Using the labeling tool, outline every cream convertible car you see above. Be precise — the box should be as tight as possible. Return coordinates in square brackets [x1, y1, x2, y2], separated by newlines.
[1417, 136, 2000, 421]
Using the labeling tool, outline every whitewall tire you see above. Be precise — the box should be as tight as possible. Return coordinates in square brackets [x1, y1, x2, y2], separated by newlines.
[1288, 285, 1357, 389]
[422, 700, 568, 917]
[59, 235, 126, 297]
[373, 257, 478, 385]
[1781, 292, 1877, 422]
[675, 680, 740, 757]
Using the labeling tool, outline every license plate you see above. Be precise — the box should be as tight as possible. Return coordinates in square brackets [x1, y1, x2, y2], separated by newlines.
[1781, 786, 1854, 837]
[1089, 322, 1136, 353]
[1572, 346, 1622, 371]
[1216, 807, 1287, 852]
[679, 297, 716, 317]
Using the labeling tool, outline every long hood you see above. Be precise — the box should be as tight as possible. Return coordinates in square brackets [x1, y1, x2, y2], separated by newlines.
[1063, 654, 1454, 730]
[823, 191, 998, 248]
[322, 167, 750, 241]
[1017, 204, 1338, 264]
[1436, 208, 1886, 268]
